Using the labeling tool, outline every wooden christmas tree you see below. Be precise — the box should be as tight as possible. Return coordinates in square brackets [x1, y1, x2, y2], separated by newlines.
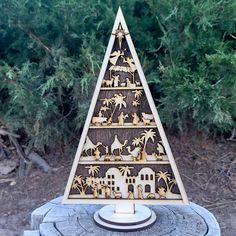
[63, 7, 188, 205]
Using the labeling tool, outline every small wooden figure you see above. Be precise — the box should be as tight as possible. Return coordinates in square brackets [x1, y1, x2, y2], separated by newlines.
[123, 57, 136, 72]
[105, 186, 111, 199]
[141, 113, 154, 120]
[158, 187, 166, 199]
[126, 146, 140, 161]
[122, 56, 136, 83]
[157, 141, 166, 158]
[104, 156, 111, 161]
[126, 77, 132, 88]
[140, 148, 146, 161]
[103, 78, 114, 87]
[94, 147, 101, 161]
[118, 112, 128, 126]
[147, 193, 156, 199]
[92, 116, 107, 125]
[103, 146, 110, 161]
[114, 156, 123, 161]
[109, 50, 124, 66]
[107, 117, 113, 125]
[128, 191, 134, 199]
[137, 184, 143, 199]
[142, 117, 150, 125]
[141, 113, 154, 125]
[112, 74, 120, 87]
[92, 184, 99, 198]
[83, 137, 102, 156]
[113, 191, 122, 199]
[136, 151, 142, 161]
[132, 113, 140, 125]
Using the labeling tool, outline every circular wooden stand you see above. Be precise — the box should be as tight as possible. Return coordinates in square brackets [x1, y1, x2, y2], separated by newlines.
[94, 204, 157, 231]
[24, 196, 220, 236]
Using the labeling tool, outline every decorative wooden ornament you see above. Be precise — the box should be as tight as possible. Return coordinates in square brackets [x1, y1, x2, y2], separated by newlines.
[63, 7, 188, 208]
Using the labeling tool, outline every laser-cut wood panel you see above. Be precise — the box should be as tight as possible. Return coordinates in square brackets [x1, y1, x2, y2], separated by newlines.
[63, 7, 189, 205]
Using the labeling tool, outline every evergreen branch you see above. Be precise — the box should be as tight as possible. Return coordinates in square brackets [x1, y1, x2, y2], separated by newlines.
[17, 23, 52, 54]
[55, 107, 77, 125]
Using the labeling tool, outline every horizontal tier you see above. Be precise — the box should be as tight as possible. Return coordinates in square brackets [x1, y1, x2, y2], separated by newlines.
[77, 161, 170, 165]
[100, 86, 143, 90]
[89, 124, 157, 129]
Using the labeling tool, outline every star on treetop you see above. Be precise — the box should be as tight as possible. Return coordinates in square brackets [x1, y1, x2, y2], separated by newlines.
[112, 24, 129, 49]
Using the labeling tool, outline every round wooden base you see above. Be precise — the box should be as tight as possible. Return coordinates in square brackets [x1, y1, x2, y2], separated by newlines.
[94, 205, 156, 231]
[23, 196, 221, 236]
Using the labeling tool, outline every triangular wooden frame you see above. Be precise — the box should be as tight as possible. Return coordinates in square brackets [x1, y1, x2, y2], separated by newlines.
[63, 7, 189, 205]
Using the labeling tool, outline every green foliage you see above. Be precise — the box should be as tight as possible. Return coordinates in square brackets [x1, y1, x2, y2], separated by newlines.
[145, 0, 236, 134]
[158, 64, 234, 132]
[0, 0, 235, 151]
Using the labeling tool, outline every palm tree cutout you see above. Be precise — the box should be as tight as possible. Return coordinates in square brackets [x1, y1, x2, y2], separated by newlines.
[169, 178, 177, 192]
[85, 165, 100, 176]
[156, 171, 171, 199]
[99, 98, 114, 124]
[100, 106, 111, 117]
[132, 90, 143, 107]
[141, 129, 156, 159]
[100, 98, 114, 107]
[156, 171, 181, 199]
[132, 137, 143, 147]
[118, 166, 134, 176]
[132, 100, 140, 107]
[99, 93, 127, 125]
[126, 137, 143, 161]
[72, 175, 87, 196]
[132, 90, 143, 99]
[72, 166, 102, 197]
[113, 93, 127, 110]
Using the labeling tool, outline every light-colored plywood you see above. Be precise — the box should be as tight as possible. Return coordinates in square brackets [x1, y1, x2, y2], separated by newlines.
[100, 86, 143, 90]
[89, 125, 157, 129]
[63, 7, 188, 205]
[78, 161, 170, 165]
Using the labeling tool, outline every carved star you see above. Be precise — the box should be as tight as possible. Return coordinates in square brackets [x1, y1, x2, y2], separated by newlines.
[112, 24, 129, 49]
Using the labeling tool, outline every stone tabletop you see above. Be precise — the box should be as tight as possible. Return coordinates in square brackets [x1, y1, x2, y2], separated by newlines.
[24, 196, 220, 236]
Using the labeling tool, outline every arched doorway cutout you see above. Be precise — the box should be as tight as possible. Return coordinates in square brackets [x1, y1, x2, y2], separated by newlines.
[128, 184, 134, 193]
